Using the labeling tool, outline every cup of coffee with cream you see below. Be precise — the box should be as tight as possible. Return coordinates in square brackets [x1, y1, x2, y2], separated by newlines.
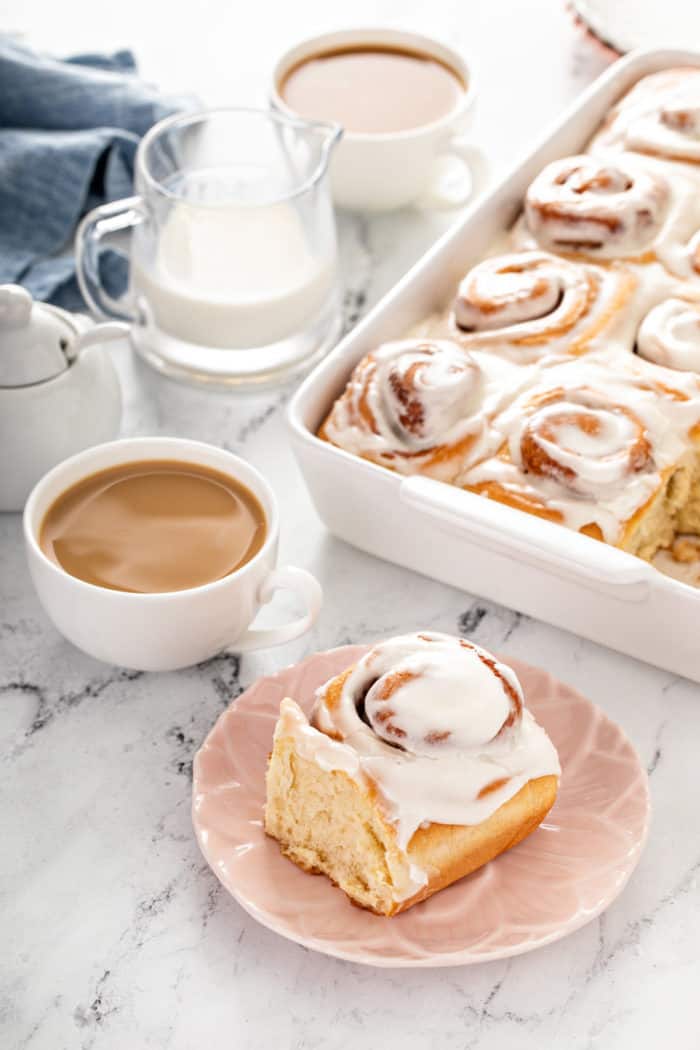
[272, 28, 487, 212]
[24, 438, 322, 671]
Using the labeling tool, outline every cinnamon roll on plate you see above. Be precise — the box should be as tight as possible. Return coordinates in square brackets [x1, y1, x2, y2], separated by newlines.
[265, 632, 560, 916]
[460, 358, 700, 559]
[318, 337, 525, 482]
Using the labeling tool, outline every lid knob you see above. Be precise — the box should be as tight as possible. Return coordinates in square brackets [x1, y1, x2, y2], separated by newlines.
[0, 284, 73, 388]
[0, 285, 33, 329]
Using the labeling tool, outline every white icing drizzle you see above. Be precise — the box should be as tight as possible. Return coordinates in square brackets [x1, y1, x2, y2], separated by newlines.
[453, 251, 577, 333]
[449, 249, 664, 364]
[452, 250, 592, 344]
[304, 632, 560, 864]
[461, 356, 700, 543]
[273, 695, 430, 901]
[524, 154, 670, 258]
[518, 390, 651, 496]
[323, 339, 523, 481]
[590, 68, 700, 167]
[519, 151, 700, 284]
[637, 298, 700, 373]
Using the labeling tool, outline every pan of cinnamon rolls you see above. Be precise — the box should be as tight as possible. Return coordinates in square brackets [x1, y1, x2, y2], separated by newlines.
[289, 52, 700, 681]
[314, 61, 700, 564]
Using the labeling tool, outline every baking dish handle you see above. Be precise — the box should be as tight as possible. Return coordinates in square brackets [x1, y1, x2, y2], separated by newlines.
[399, 476, 654, 600]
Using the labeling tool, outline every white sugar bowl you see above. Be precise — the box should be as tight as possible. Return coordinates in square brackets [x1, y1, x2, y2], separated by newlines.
[0, 285, 127, 511]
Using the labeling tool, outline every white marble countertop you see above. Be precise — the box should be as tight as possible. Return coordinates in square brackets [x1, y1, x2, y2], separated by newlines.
[3, 2, 700, 1048]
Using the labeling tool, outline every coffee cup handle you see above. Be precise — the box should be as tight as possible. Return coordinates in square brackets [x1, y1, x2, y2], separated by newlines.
[419, 138, 489, 210]
[75, 196, 144, 321]
[230, 566, 323, 653]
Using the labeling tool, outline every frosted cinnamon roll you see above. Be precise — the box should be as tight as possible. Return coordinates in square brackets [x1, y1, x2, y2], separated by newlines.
[451, 251, 636, 363]
[319, 338, 507, 482]
[265, 632, 560, 916]
[637, 298, 700, 373]
[460, 358, 700, 557]
[513, 155, 700, 286]
[518, 388, 652, 496]
[523, 155, 670, 258]
[591, 68, 700, 166]
[649, 216, 700, 281]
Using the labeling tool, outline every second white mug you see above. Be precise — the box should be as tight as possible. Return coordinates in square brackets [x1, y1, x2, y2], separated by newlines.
[271, 27, 488, 212]
[24, 438, 323, 671]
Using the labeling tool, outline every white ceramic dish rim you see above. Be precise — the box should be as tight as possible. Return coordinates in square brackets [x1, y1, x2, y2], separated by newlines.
[287, 46, 700, 610]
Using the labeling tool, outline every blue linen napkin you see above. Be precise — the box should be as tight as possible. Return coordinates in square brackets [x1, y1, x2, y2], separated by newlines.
[0, 38, 187, 310]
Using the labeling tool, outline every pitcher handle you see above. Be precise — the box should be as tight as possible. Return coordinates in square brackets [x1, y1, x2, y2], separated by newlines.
[75, 196, 144, 322]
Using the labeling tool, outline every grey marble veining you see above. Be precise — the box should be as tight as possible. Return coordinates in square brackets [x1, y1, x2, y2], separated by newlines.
[2, 2, 700, 1048]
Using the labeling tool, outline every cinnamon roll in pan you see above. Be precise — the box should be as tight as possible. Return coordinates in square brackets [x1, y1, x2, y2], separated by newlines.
[589, 67, 700, 167]
[460, 358, 700, 558]
[515, 154, 700, 281]
[450, 250, 638, 362]
[318, 338, 529, 482]
[319, 67, 700, 573]
[264, 633, 559, 916]
[637, 298, 700, 373]
[524, 154, 670, 259]
[519, 153, 700, 277]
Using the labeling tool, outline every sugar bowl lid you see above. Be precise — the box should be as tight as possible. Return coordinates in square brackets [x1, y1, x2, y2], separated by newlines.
[0, 284, 77, 388]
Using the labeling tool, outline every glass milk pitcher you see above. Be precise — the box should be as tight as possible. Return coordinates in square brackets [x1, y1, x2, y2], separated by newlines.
[76, 109, 343, 386]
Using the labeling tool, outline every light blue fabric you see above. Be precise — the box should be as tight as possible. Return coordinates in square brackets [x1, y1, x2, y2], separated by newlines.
[0, 38, 187, 309]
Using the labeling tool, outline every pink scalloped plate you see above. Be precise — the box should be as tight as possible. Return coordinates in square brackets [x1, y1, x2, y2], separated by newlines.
[192, 646, 650, 967]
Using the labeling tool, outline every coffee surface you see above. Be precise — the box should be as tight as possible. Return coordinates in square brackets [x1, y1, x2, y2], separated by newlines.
[280, 46, 465, 134]
[40, 460, 267, 593]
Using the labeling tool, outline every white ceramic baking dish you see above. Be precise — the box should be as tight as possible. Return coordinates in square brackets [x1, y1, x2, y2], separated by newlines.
[288, 48, 700, 682]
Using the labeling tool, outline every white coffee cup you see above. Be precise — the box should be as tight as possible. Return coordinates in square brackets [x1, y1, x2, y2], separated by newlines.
[271, 27, 487, 212]
[23, 438, 322, 671]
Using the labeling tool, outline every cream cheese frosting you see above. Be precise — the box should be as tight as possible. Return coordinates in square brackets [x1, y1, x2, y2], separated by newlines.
[460, 356, 700, 543]
[322, 338, 530, 481]
[523, 154, 671, 259]
[448, 248, 689, 366]
[589, 68, 700, 168]
[517, 151, 700, 283]
[637, 298, 700, 373]
[276, 633, 560, 863]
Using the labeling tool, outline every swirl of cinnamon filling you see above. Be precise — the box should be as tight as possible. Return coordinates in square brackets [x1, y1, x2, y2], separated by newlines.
[626, 104, 700, 165]
[310, 632, 559, 846]
[358, 638, 521, 755]
[320, 339, 486, 481]
[315, 634, 523, 755]
[592, 68, 700, 164]
[637, 298, 700, 373]
[517, 388, 653, 496]
[524, 155, 669, 257]
[451, 251, 634, 363]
